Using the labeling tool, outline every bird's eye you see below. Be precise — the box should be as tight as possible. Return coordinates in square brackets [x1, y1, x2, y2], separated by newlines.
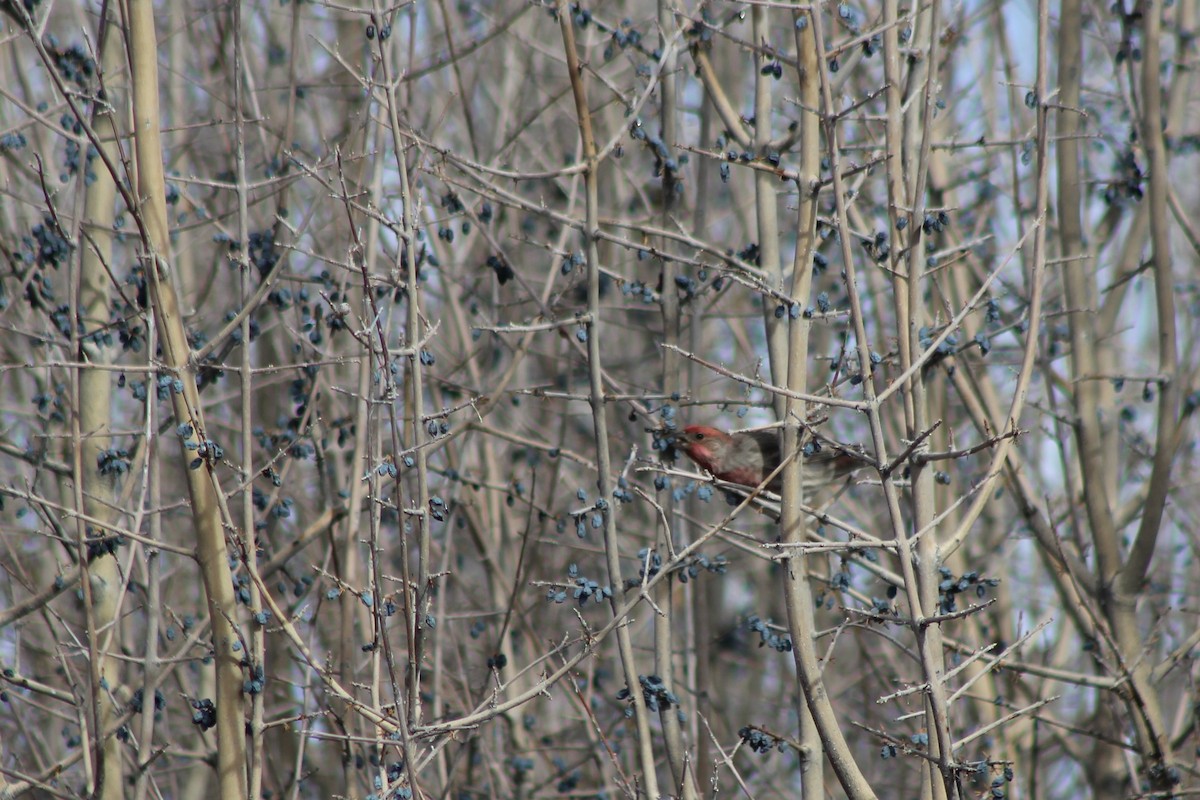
[694, 432, 704, 440]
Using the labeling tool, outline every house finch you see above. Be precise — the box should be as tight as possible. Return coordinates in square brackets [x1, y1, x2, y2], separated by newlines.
[673, 424, 866, 493]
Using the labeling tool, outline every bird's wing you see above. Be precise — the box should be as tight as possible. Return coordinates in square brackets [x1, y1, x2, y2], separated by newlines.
[744, 429, 781, 468]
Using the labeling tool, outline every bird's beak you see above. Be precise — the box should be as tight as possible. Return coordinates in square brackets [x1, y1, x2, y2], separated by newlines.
[648, 427, 682, 460]
[647, 426, 679, 443]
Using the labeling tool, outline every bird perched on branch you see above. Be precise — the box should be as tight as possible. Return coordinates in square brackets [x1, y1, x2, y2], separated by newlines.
[672, 424, 868, 493]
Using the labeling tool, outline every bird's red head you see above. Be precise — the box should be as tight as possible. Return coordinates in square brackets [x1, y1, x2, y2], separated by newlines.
[674, 425, 730, 471]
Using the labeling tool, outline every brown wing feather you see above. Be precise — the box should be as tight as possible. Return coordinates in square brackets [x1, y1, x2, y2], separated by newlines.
[741, 430, 781, 472]
[744, 429, 866, 491]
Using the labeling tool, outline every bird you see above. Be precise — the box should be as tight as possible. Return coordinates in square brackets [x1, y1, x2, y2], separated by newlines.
[671, 424, 867, 494]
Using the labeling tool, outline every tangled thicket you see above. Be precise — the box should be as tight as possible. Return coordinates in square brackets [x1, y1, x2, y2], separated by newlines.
[1, 1, 1198, 799]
